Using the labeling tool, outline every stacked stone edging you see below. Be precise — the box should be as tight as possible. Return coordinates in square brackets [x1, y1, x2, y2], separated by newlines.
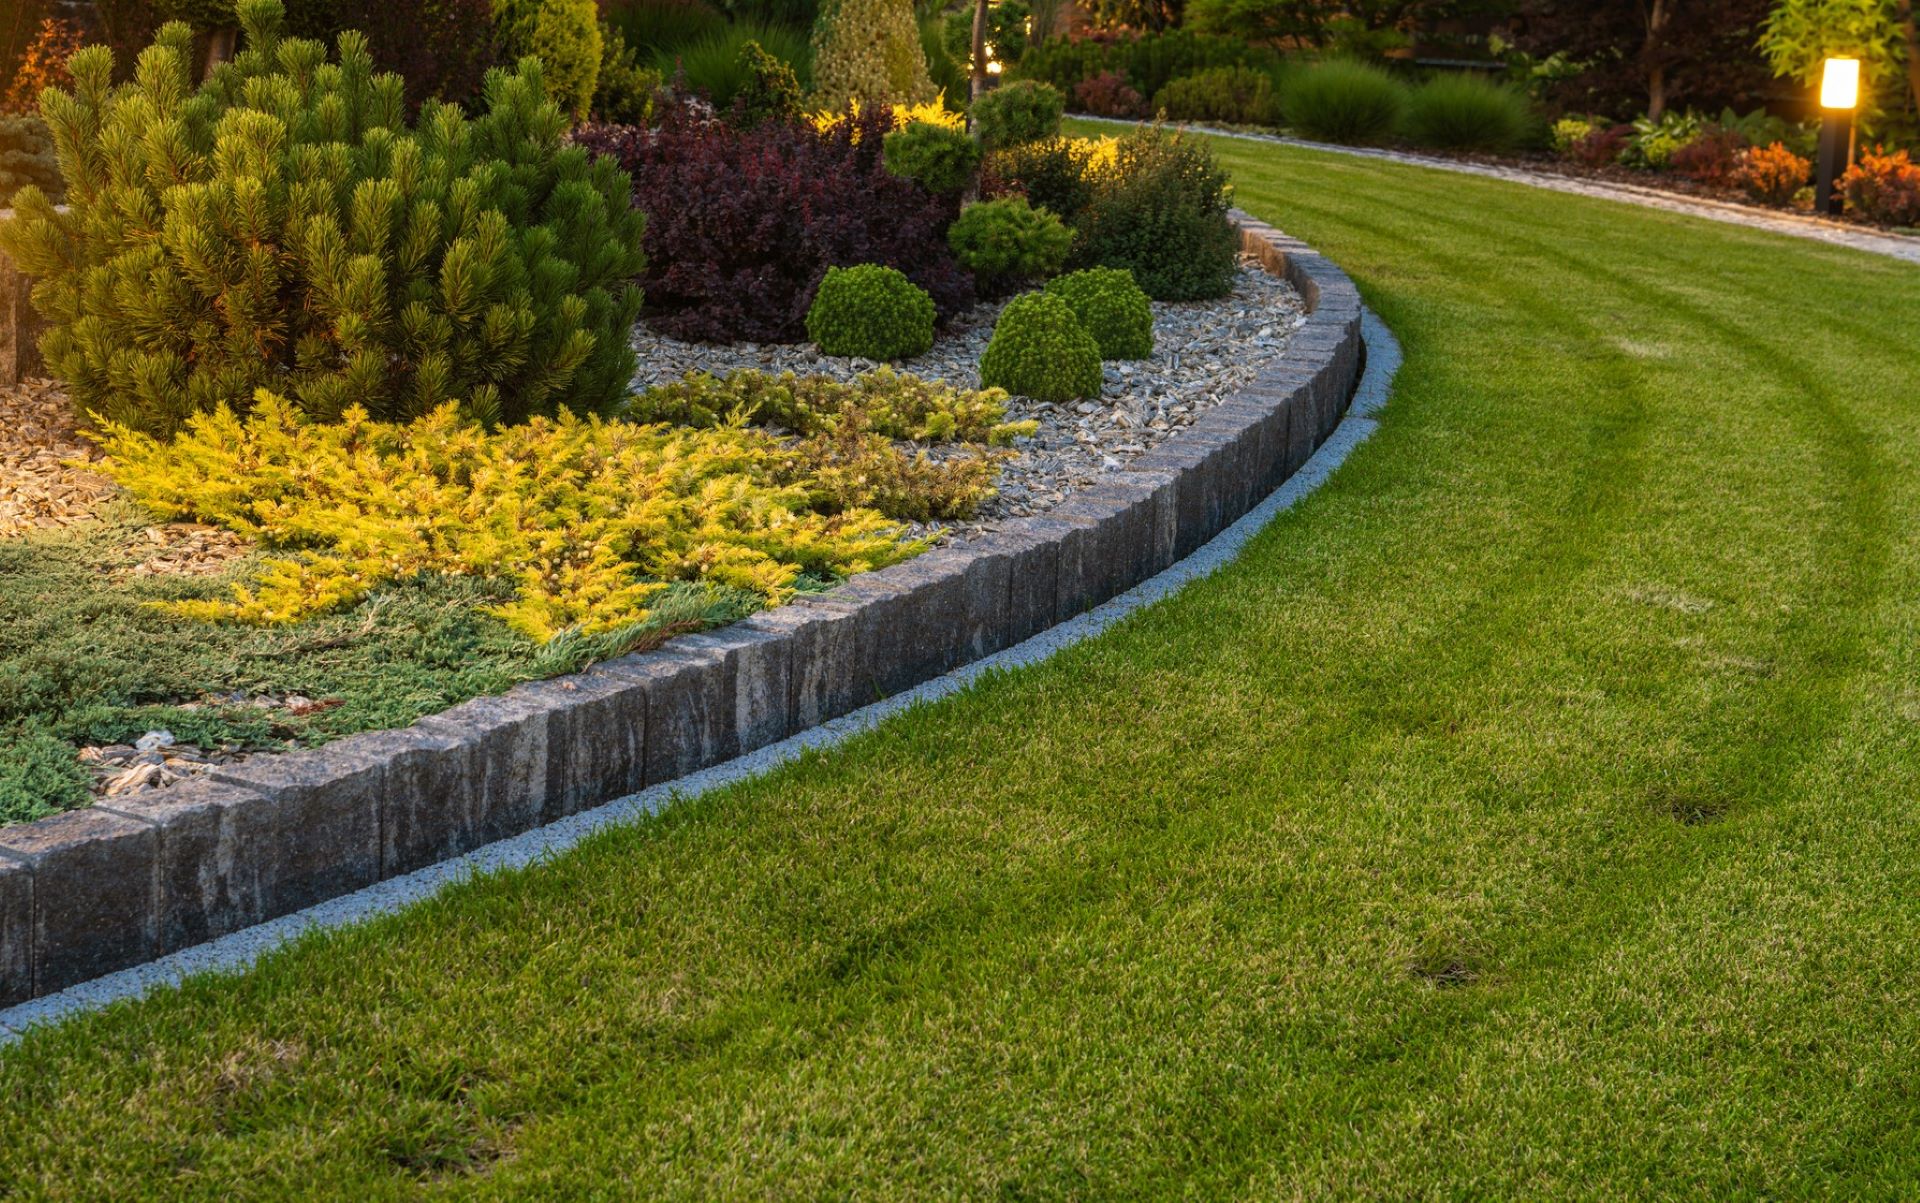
[0, 213, 1367, 1001]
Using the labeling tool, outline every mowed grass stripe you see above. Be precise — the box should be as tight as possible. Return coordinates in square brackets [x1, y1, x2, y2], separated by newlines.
[1, 132, 1919, 1197]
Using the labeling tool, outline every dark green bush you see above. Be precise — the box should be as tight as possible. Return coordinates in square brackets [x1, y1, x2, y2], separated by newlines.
[594, 23, 663, 123]
[947, 197, 1073, 288]
[979, 292, 1102, 402]
[1402, 73, 1532, 153]
[732, 37, 805, 125]
[0, 0, 646, 437]
[884, 120, 981, 194]
[986, 135, 1101, 220]
[970, 79, 1064, 150]
[1151, 66, 1280, 126]
[1281, 58, 1405, 146]
[0, 114, 61, 208]
[805, 264, 936, 359]
[1045, 267, 1152, 359]
[1014, 28, 1279, 99]
[1074, 126, 1237, 301]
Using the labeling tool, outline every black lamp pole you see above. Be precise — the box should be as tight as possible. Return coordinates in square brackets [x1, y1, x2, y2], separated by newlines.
[1814, 110, 1849, 216]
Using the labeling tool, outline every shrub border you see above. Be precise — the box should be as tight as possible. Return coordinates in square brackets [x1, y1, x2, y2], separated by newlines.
[0, 213, 1365, 1002]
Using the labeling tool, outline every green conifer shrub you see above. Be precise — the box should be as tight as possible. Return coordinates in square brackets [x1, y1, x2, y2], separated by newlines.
[594, 22, 661, 124]
[978, 291, 1101, 402]
[805, 264, 935, 359]
[883, 119, 980, 193]
[1045, 267, 1152, 359]
[810, 0, 935, 111]
[732, 39, 804, 128]
[494, 0, 604, 119]
[1074, 125, 1236, 301]
[946, 196, 1072, 289]
[969, 79, 1062, 150]
[0, 0, 646, 438]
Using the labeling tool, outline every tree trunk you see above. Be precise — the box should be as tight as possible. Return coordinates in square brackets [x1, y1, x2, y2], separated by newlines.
[1643, 0, 1669, 120]
[969, 0, 990, 107]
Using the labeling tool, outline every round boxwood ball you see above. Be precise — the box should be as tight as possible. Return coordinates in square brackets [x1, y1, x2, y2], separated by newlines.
[806, 264, 937, 360]
[978, 292, 1103, 403]
[1044, 267, 1153, 360]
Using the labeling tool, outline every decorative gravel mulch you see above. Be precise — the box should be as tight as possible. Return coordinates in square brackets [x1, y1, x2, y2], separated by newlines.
[629, 259, 1307, 533]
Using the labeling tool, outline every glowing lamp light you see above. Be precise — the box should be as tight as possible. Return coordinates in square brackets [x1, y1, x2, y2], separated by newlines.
[1820, 57, 1860, 110]
[986, 58, 1003, 75]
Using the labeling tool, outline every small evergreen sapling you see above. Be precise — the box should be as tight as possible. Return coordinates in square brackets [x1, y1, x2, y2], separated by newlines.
[947, 196, 1072, 289]
[0, 0, 645, 438]
[978, 292, 1101, 402]
[1045, 267, 1152, 359]
[805, 264, 937, 360]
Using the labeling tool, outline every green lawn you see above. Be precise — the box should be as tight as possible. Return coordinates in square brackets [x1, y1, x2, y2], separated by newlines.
[5, 129, 1920, 1198]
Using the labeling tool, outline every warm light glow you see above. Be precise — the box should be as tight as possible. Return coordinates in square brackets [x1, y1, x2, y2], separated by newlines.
[986, 59, 1002, 74]
[1821, 57, 1860, 109]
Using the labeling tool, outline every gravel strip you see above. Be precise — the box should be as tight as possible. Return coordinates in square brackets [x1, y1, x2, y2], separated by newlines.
[630, 259, 1307, 530]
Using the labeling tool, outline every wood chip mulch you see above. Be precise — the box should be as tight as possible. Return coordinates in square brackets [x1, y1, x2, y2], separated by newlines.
[0, 377, 252, 575]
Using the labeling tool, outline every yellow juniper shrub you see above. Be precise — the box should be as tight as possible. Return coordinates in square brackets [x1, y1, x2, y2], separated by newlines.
[91, 392, 923, 641]
[810, 98, 965, 136]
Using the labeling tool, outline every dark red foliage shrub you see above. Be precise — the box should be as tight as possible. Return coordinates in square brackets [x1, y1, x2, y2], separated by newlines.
[1839, 147, 1920, 227]
[1670, 126, 1749, 187]
[1073, 71, 1145, 118]
[576, 104, 974, 343]
[1568, 123, 1631, 168]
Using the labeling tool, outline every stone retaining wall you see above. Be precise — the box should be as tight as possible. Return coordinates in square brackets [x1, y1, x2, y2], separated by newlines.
[0, 213, 1367, 1001]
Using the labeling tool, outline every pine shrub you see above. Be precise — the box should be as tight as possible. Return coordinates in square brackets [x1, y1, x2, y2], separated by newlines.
[810, 0, 935, 110]
[979, 292, 1101, 402]
[1074, 125, 1236, 301]
[805, 264, 936, 359]
[970, 79, 1063, 150]
[947, 196, 1073, 289]
[577, 103, 971, 342]
[1045, 267, 1152, 359]
[1401, 73, 1532, 153]
[1151, 66, 1279, 127]
[883, 119, 980, 194]
[1280, 59, 1404, 146]
[0, 1, 646, 438]
[0, 114, 61, 207]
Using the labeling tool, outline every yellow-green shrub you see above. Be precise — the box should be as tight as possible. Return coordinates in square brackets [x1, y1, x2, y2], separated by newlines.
[629, 366, 1036, 445]
[92, 392, 924, 641]
[809, 0, 936, 111]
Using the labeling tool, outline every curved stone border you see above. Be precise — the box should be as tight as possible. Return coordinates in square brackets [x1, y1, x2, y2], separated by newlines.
[0, 214, 1365, 1003]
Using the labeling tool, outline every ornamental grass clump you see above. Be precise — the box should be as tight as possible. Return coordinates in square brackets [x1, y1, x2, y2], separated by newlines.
[979, 292, 1102, 403]
[1045, 267, 1153, 359]
[805, 265, 936, 359]
[0, 0, 646, 439]
[947, 197, 1073, 290]
[1280, 59, 1404, 146]
[1400, 73, 1532, 154]
[91, 393, 925, 642]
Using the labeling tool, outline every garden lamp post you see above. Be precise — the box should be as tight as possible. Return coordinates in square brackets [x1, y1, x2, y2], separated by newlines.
[1814, 57, 1860, 216]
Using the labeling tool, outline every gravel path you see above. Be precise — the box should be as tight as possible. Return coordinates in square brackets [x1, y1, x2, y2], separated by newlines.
[1075, 115, 1920, 266]
[631, 260, 1307, 530]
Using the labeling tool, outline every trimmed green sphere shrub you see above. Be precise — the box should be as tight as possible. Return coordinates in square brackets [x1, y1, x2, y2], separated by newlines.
[0, 0, 646, 438]
[1074, 126, 1237, 301]
[1045, 267, 1153, 360]
[970, 79, 1064, 150]
[1402, 73, 1532, 153]
[1281, 59, 1405, 146]
[979, 292, 1102, 402]
[884, 120, 981, 194]
[806, 264, 936, 359]
[947, 197, 1073, 288]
